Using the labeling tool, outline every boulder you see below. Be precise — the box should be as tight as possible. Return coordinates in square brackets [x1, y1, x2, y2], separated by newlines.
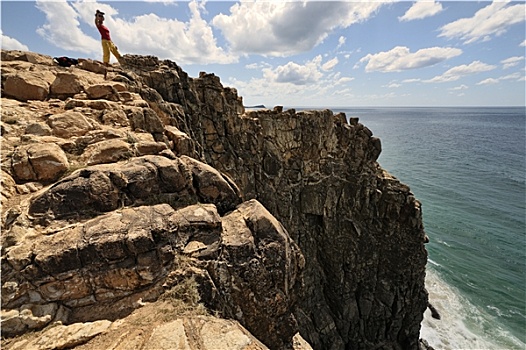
[77, 59, 106, 75]
[82, 139, 133, 165]
[1, 50, 54, 65]
[11, 143, 69, 183]
[65, 99, 120, 111]
[165, 125, 194, 156]
[47, 111, 99, 138]
[118, 91, 135, 102]
[3, 71, 55, 101]
[173, 203, 223, 259]
[86, 83, 123, 100]
[50, 72, 85, 98]
[101, 109, 129, 127]
[72, 129, 127, 151]
[126, 107, 165, 134]
[134, 141, 168, 156]
[180, 155, 241, 214]
[27, 155, 240, 221]
[24, 123, 52, 136]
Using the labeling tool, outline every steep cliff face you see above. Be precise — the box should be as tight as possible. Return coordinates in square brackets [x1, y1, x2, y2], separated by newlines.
[121, 55, 429, 349]
[1, 51, 429, 350]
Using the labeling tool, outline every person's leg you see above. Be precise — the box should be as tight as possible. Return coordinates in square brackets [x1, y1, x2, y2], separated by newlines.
[102, 40, 111, 78]
[108, 41, 123, 64]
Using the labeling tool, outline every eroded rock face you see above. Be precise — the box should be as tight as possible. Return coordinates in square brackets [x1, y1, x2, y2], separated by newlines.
[206, 110, 428, 350]
[124, 56, 429, 349]
[1, 50, 429, 350]
[2, 200, 303, 350]
[27, 155, 241, 222]
[208, 200, 305, 349]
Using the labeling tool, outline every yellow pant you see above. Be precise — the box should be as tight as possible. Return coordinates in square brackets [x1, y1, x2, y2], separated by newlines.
[101, 39, 121, 64]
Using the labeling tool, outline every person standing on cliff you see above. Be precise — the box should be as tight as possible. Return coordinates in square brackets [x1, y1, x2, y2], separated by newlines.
[94, 9, 122, 79]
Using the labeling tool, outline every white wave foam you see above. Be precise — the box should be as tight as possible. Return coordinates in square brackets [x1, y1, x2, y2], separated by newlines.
[428, 259, 442, 267]
[436, 239, 452, 247]
[487, 305, 505, 318]
[421, 268, 525, 350]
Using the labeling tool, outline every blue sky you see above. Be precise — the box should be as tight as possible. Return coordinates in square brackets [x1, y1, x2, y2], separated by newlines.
[1, 1, 525, 107]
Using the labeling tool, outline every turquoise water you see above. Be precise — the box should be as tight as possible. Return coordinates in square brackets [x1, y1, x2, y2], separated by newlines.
[328, 107, 526, 349]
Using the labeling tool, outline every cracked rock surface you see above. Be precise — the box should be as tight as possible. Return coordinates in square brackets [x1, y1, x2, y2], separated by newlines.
[1, 49, 429, 350]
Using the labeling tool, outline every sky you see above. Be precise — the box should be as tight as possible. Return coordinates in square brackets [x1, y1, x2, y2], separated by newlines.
[1, 1, 525, 107]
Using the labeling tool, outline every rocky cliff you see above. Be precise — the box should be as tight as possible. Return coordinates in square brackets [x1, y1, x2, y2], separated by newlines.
[1, 50, 429, 350]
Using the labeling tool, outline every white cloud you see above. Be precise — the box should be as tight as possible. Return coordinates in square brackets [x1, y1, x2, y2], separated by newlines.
[212, 2, 385, 56]
[450, 84, 469, 90]
[425, 61, 496, 83]
[246, 61, 272, 70]
[337, 36, 346, 49]
[476, 72, 523, 85]
[230, 74, 330, 107]
[336, 77, 355, 85]
[112, 1, 236, 64]
[402, 78, 421, 83]
[322, 57, 339, 71]
[500, 72, 522, 80]
[36, 0, 100, 55]
[439, 1, 526, 44]
[501, 56, 524, 69]
[521, 40, 526, 47]
[358, 46, 462, 72]
[35, 0, 236, 64]
[230, 54, 357, 106]
[332, 88, 354, 97]
[1, 31, 29, 51]
[477, 78, 499, 85]
[399, 1, 443, 22]
[386, 83, 401, 88]
[263, 56, 323, 85]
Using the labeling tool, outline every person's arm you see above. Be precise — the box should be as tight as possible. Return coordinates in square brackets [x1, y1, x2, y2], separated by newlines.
[94, 10, 103, 27]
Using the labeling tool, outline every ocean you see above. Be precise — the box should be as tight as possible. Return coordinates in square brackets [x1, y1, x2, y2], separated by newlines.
[322, 107, 526, 350]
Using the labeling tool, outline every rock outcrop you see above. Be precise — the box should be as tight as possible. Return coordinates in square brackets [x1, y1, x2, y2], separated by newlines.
[3, 198, 303, 348]
[121, 55, 430, 349]
[1, 50, 429, 350]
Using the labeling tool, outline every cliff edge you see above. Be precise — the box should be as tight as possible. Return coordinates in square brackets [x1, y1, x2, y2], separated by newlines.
[1, 50, 429, 350]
